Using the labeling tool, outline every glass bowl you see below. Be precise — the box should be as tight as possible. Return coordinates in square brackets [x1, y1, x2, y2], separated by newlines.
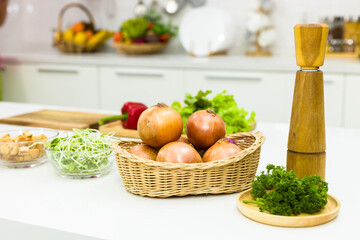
[44, 129, 115, 179]
[0, 128, 59, 168]
[45, 148, 114, 179]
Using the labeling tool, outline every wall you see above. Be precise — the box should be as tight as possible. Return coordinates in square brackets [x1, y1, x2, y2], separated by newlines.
[0, 0, 359, 56]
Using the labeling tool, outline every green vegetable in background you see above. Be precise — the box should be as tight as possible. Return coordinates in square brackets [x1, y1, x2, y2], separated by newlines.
[145, 9, 178, 37]
[243, 164, 329, 216]
[152, 22, 178, 37]
[121, 17, 148, 39]
[171, 90, 256, 134]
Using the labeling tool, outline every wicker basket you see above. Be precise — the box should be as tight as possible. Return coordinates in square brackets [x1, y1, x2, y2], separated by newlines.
[53, 3, 103, 53]
[111, 131, 265, 198]
[112, 42, 167, 55]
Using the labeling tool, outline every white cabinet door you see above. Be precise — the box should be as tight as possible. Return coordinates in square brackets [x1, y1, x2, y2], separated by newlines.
[322, 73, 345, 127]
[2, 63, 99, 108]
[344, 74, 360, 128]
[99, 67, 184, 110]
[184, 70, 294, 123]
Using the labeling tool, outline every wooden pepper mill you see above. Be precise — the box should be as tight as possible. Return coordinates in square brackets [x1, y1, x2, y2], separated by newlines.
[286, 24, 329, 180]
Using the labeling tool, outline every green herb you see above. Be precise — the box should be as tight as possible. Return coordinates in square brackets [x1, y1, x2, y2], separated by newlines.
[145, 9, 178, 37]
[243, 164, 328, 216]
[171, 90, 256, 134]
[46, 129, 113, 175]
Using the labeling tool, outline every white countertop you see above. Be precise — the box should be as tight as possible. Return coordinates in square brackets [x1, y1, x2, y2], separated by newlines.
[1, 45, 360, 74]
[0, 101, 358, 240]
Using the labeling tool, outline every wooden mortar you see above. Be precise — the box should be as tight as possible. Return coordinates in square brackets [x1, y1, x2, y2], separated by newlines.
[287, 24, 329, 180]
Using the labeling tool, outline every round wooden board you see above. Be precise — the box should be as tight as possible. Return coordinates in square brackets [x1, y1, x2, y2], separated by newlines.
[237, 189, 340, 227]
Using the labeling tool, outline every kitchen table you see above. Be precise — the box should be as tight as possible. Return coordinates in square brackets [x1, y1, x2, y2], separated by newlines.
[0, 101, 357, 240]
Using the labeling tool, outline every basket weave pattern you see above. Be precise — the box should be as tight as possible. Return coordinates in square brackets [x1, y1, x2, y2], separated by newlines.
[111, 131, 265, 198]
[53, 41, 100, 53]
[112, 42, 167, 55]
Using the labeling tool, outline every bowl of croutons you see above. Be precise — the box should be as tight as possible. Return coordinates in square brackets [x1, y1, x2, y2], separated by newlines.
[0, 129, 59, 168]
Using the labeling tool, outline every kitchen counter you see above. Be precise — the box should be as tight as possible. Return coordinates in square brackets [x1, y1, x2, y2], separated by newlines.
[1, 45, 360, 73]
[0, 101, 357, 240]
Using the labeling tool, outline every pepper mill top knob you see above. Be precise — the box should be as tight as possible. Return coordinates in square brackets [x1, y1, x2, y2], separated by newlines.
[294, 24, 329, 69]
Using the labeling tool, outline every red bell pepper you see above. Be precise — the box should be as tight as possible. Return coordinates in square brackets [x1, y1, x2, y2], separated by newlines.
[98, 102, 147, 130]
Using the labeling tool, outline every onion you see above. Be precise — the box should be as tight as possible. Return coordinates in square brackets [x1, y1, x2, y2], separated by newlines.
[177, 136, 190, 145]
[128, 144, 157, 160]
[156, 142, 202, 163]
[202, 138, 242, 163]
[186, 109, 226, 149]
[137, 103, 183, 148]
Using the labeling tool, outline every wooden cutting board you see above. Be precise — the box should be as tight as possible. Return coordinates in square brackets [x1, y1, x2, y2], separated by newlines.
[0, 109, 112, 131]
[99, 120, 139, 138]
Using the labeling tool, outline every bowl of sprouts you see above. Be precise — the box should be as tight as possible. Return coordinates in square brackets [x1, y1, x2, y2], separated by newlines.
[44, 128, 114, 179]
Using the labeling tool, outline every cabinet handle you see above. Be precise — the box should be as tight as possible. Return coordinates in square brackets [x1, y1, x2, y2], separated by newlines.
[37, 68, 79, 74]
[205, 75, 262, 82]
[324, 79, 334, 84]
[115, 72, 164, 78]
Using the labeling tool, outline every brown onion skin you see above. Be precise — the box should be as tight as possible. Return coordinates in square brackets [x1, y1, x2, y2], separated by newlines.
[177, 136, 191, 145]
[137, 103, 183, 148]
[128, 144, 157, 160]
[156, 142, 202, 163]
[202, 139, 242, 163]
[186, 109, 226, 149]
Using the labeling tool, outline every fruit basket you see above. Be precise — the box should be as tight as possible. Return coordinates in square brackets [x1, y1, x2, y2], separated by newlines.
[112, 42, 167, 55]
[111, 10, 177, 55]
[53, 3, 112, 53]
[111, 131, 265, 198]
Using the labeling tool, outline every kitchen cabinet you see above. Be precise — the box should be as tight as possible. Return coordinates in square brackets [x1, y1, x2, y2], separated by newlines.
[323, 73, 345, 127]
[184, 70, 345, 127]
[184, 70, 295, 123]
[2, 63, 99, 108]
[344, 74, 360, 128]
[0, 61, 350, 128]
[99, 66, 184, 109]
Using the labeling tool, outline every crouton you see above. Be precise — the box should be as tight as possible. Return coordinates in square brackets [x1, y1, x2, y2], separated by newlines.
[0, 143, 11, 155]
[32, 135, 41, 141]
[14, 135, 26, 142]
[22, 130, 32, 138]
[2, 154, 13, 160]
[0, 134, 12, 142]
[23, 155, 33, 161]
[38, 150, 45, 158]
[18, 146, 30, 155]
[36, 142, 44, 150]
[14, 156, 24, 162]
[9, 145, 19, 155]
[29, 149, 40, 159]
